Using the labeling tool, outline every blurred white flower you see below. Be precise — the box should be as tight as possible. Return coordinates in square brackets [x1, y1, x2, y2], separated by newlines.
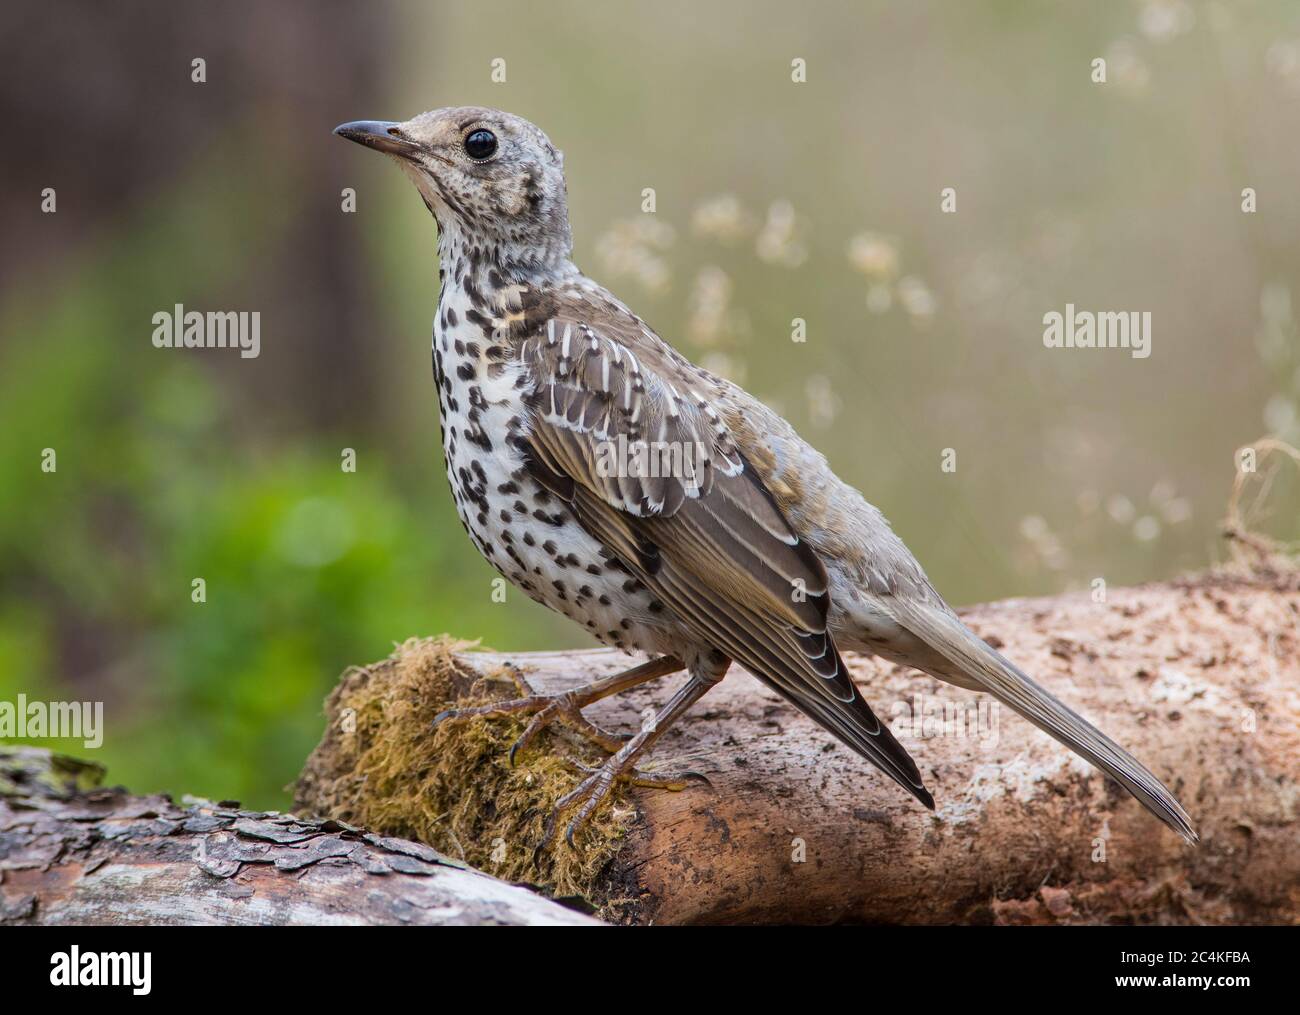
[595, 218, 675, 293]
[691, 194, 755, 244]
[1018, 514, 1068, 570]
[687, 266, 749, 348]
[1133, 516, 1161, 542]
[1106, 37, 1151, 92]
[1107, 494, 1136, 524]
[1263, 395, 1299, 439]
[1138, 0, 1194, 42]
[847, 232, 900, 280]
[1148, 480, 1176, 506]
[1019, 515, 1049, 540]
[897, 275, 937, 321]
[848, 234, 936, 324]
[755, 200, 808, 267]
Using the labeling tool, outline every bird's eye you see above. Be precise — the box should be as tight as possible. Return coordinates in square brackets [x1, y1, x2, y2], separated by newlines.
[464, 129, 497, 160]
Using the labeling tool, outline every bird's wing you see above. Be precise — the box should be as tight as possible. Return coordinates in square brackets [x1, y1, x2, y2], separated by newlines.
[516, 300, 932, 808]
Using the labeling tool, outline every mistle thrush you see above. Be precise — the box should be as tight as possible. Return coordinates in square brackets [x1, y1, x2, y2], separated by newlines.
[335, 108, 1197, 848]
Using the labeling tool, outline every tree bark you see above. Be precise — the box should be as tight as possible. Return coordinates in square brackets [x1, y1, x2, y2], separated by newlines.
[595, 572, 1300, 924]
[0, 747, 598, 926]
[299, 571, 1299, 925]
[5, 572, 1297, 925]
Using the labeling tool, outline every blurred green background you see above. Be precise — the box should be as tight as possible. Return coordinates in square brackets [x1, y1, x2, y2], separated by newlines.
[2, 0, 1297, 808]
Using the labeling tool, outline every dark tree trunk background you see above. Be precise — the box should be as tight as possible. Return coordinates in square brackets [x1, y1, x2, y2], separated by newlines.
[0, 0, 395, 425]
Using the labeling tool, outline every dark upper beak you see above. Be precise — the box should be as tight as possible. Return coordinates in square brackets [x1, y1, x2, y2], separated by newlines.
[333, 120, 421, 158]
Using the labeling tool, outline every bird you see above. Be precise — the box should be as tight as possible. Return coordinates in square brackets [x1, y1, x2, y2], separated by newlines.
[334, 106, 1198, 848]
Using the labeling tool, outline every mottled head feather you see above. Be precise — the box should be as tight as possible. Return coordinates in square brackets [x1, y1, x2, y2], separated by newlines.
[389, 106, 572, 275]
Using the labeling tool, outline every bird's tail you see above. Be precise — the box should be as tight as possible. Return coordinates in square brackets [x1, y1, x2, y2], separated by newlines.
[890, 599, 1198, 844]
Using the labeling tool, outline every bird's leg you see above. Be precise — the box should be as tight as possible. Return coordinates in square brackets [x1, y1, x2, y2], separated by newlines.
[563, 758, 705, 791]
[542, 657, 727, 850]
[431, 655, 684, 762]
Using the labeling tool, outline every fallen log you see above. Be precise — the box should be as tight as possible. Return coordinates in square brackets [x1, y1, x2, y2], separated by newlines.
[4, 571, 1295, 926]
[295, 570, 1300, 925]
[0, 747, 598, 926]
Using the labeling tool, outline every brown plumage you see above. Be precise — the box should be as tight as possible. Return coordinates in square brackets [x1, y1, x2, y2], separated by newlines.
[335, 107, 1196, 847]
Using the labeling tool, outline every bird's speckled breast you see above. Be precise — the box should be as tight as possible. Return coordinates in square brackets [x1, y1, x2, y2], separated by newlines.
[430, 279, 670, 657]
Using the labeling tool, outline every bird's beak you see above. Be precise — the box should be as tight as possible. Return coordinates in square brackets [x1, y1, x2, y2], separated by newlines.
[333, 120, 421, 158]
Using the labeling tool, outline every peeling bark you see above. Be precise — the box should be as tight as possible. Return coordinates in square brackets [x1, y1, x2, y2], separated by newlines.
[584, 572, 1299, 924]
[5, 572, 1297, 926]
[301, 572, 1300, 925]
[0, 747, 598, 926]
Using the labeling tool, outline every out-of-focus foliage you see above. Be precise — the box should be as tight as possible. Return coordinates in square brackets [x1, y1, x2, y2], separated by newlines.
[1, 0, 1297, 808]
[0, 145, 565, 807]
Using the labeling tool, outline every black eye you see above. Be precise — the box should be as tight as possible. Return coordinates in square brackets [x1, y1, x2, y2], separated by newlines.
[464, 129, 497, 160]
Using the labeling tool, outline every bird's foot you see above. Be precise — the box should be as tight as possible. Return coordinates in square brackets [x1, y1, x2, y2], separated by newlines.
[563, 756, 710, 791]
[431, 664, 629, 762]
[538, 736, 710, 853]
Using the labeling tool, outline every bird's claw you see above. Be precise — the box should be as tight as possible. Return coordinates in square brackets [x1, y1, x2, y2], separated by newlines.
[431, 666, 628, 759]
[563, 756, 710, 790]
[534, 750, 711, 857]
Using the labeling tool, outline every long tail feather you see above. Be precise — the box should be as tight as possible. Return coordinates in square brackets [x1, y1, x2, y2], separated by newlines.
[891, 600, 1197, 844]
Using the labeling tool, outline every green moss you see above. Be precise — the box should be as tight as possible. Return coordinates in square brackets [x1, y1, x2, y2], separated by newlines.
[293, 636, 631, 900]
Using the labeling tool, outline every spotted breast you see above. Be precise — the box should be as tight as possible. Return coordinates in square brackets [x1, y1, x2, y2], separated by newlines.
[431, 256, 671, 656]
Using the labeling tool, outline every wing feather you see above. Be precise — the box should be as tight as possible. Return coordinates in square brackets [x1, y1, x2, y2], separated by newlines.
[518, 298, 932, 807]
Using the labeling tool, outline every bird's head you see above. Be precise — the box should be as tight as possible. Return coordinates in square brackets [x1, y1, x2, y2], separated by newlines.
[334, 106, 572, 275]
